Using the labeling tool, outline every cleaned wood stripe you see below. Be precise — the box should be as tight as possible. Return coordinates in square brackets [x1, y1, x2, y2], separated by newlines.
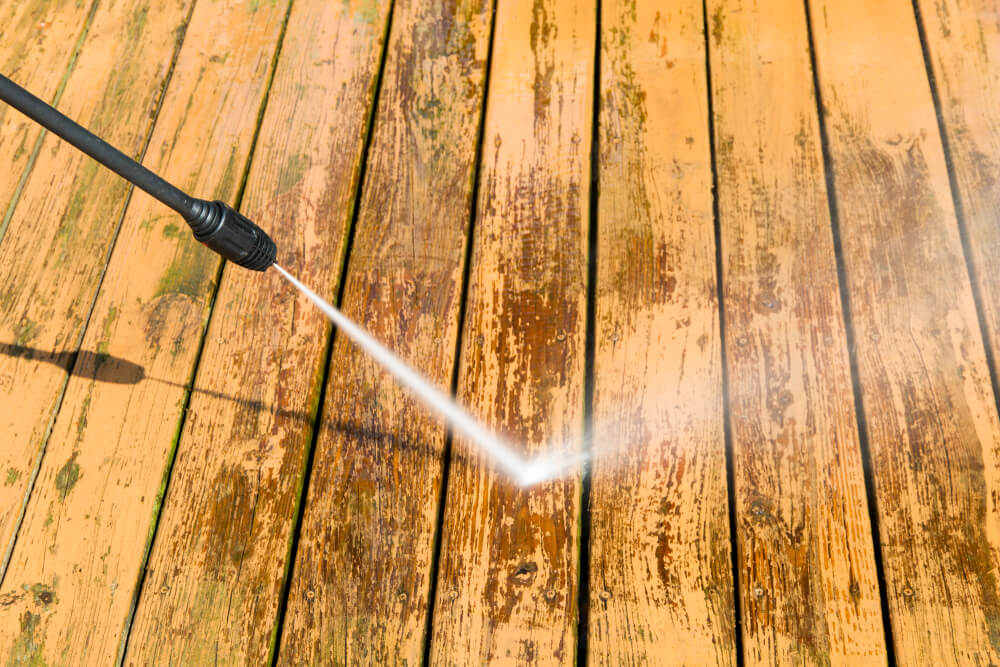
[0, 0, 194, 598]
[587, 0, 736, 663]
[0, 0, 291, 664]
[808, 0, 1000, 663]
[277, 0, 493, 662]
[124, 1, 394, 663]
[428, 0, 595, 662]
[706, 0, 888, 662]
[0, 0, 97, 243]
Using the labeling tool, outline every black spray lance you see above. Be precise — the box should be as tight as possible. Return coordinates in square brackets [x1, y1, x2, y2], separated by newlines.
[0, 72, 587, 486]
[0, 73, 276, 271]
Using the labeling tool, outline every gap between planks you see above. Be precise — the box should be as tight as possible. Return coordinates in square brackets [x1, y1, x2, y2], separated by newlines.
[801, 0, 899, 660]
[0, 0, 200, 587]
[117, 1, 299, 663]
[267, 0, 397, 661]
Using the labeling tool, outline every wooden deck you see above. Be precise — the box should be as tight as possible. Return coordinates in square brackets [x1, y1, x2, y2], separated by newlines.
[1, 0, 999, 664]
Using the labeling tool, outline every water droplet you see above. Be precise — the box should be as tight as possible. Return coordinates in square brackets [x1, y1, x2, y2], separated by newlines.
[759, 296, 777, 310]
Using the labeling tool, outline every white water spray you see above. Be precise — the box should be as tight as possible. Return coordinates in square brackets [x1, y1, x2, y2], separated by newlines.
[273, 264, 586, 485]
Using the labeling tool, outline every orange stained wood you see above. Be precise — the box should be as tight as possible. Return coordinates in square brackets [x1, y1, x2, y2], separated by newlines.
[0, 0, 96, 241]
[124, 0, 393, 663]
[706, 0, 887, 663]
[0, 0, 193, 583]
[5, 1, 1000, 664]
[917, 0, 1000, 370]
[278, 0, 492, 662]
[808, 0, 1000, 663]
[0, 0, 291, 663]
[428, 0, 594, 663]
[587, 0, 735, 664]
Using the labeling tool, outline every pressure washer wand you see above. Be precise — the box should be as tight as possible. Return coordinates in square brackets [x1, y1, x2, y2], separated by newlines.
[0, 73, 275, 270]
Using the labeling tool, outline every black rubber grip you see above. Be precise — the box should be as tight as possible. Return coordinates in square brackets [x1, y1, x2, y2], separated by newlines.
[184, 200, 276, 271]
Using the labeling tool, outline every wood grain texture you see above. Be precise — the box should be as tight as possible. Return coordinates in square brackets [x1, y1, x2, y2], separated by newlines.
[916, 7, 1000, 659]
[917, 0, 1000, 372]
[587, 0, 735, 664]
[428, 0, 594, 663]
[123, 1, 393, 663]
[0, 0, 291, 664]
[808, 0, 1000, 663]
[0, 0, 191, 588]
[706, 0, 887, 663]
[0, 0, 96, 240]
[277, 0, 492, 663]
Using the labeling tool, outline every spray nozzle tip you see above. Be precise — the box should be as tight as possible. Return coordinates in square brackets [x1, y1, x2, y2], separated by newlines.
[184, 199, 276, 271]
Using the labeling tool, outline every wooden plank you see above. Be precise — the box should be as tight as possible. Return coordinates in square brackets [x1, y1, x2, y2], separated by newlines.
[0, 0, 292, 663]
[917, 0, 1000, 373]
[0, 0, 97, 240]
[915, 6, 1000, 660]
[123, 2, 393, 663]
[586, 0, 736, 663]
[277, 0, 492, 662]
[706, 0, 888, 662]
[428, 0, 594, 662]
[807, 0, 1000, 663]
[0, 0, 192, 581]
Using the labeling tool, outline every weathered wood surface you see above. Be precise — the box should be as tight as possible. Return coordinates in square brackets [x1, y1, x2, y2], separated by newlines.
[0, 0, 192, 595]
[587, 0, 735, 664]
[278, 0, 492, 662]
[0, 0, 96, 242]
[124, 1, 393, 663]
[706, 0, 887, 662]
[3, 1, 1000, 663]
[916, 0, 1000, 649]
[428, 0, 594, 662]
[0, 0, 292, 664]
[809, 0, 1000, 663]
[918, 0, 1000, 380]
